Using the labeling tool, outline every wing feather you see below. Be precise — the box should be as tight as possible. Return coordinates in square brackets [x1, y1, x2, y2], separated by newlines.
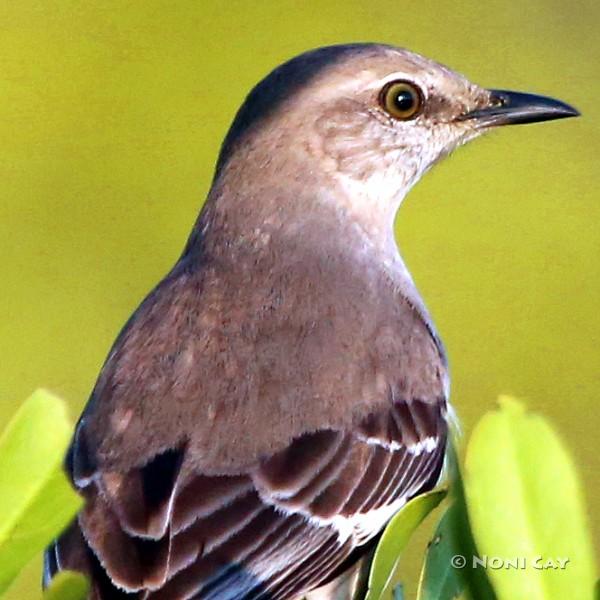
[48, 395, 447, 599]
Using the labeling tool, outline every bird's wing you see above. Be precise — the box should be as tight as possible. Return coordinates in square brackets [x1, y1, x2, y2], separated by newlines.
[45, 256, 449, 599]
[46, 398, 447, 600]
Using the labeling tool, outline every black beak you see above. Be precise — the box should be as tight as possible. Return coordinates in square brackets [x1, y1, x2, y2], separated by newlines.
[459, 90, 580, 127]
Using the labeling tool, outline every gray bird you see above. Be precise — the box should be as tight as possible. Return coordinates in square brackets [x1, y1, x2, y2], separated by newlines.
[43, 44, 578, 600]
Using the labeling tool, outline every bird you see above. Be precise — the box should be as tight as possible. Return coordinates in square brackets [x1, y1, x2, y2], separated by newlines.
[43, 43, 578, 600]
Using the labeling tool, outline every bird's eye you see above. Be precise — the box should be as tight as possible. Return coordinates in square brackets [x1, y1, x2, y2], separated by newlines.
[380, 80, 423, 120]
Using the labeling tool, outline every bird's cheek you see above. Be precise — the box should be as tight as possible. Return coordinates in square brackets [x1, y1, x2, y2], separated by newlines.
[451, 123, 486, 150]
[425, 123, 472, 161]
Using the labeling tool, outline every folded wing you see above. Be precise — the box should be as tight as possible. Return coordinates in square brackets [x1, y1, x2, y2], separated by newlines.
[45, 396, 447, 600]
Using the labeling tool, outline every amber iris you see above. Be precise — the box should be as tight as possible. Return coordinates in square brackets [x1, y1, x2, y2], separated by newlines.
[380, 80, 423, 120]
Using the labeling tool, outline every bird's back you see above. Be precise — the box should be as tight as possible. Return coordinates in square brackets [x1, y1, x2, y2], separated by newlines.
[45, 214, 449, 599]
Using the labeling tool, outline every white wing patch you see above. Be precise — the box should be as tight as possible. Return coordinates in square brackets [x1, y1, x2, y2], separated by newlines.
[332, 494, 409, 543]
[362, 435, 438, 455]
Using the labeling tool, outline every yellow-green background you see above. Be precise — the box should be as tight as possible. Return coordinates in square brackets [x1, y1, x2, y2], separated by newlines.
[1, 1, 598, 597]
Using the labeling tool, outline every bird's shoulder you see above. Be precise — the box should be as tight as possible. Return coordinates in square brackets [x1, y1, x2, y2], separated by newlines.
[73, 241, 447, 475]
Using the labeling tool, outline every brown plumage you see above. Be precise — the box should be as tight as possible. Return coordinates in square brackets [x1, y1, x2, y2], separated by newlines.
[43, 44, 578, 599]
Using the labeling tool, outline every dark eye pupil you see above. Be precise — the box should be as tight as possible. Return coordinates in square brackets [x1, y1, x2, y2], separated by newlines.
[394, 90, 415, 112]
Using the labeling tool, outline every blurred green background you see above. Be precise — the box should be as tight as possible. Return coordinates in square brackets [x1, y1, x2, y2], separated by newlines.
[1, 1, 598, 597]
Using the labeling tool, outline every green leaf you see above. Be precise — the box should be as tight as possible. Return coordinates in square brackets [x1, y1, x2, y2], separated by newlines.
[364, 489, 446, 600]
[417, 503, 469, 600]
[0, 389, 81, 594]
[417, 445, 495, 600]
[463, 396, 597, 600]
[43, 571, 89, 600]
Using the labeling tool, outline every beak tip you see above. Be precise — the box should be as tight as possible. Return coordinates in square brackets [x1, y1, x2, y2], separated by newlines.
[550, 100, 580, 120]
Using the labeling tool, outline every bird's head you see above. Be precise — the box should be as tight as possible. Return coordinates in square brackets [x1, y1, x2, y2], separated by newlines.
[211, 44, 578, 251]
